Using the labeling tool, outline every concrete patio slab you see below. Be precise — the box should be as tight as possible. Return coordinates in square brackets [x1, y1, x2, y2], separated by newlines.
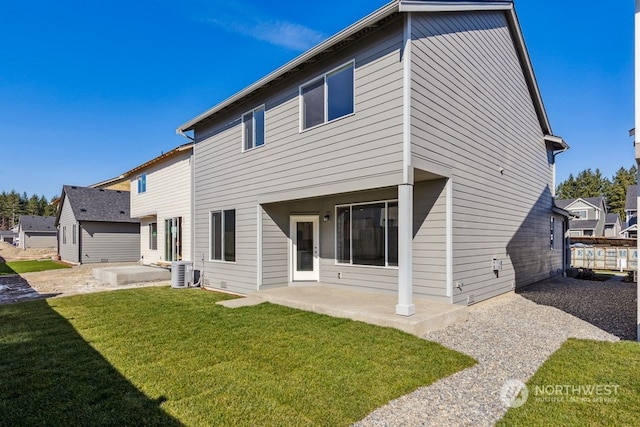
[216, 285, 467, 337]
[93, 265, 170, 286]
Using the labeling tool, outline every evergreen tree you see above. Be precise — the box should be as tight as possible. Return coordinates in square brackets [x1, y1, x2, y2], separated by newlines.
[605, 165, 638, 219]
[556, 169, 610, 200]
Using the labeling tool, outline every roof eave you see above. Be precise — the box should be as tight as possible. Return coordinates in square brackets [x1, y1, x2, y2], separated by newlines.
[177, 0, 555, 142]
[176, 1, 400, 133]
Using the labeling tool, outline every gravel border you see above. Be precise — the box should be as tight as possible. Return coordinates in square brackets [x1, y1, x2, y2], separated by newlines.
[354, 289, 619, 427]
[518, 274, 637, 341]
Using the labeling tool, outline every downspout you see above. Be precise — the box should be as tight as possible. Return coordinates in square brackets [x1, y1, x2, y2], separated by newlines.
[177, 128, 200, 287]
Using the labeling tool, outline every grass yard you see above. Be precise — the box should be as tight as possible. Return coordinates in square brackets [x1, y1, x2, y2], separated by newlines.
[498, 338, 640, 426]
[0, 287, 475, 426]
[0, 259, 70, 275]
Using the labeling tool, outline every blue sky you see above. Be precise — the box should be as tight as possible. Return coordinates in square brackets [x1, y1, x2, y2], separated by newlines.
[0, 0, 634, 199]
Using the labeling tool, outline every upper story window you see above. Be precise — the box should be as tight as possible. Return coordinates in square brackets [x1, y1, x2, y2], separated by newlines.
[137, 173, 147, 194]
[300, 61, 354, 131]
[242, 106, 265, 151]
[573, 210, 587, 219]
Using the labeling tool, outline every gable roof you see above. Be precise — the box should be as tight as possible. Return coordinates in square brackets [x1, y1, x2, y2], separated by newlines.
[555, 197, 605, 211]
[605, 213, 620, 225]
[57, 186, 139, 225]
[176, 0, 563, 149]
[19, 215, 57, 233]
[89, 142, 194, 189]
[625, 184, 637, 211]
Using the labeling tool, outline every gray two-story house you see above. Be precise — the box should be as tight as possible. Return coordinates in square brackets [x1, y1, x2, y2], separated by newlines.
[555, 197, 607, 237]
[177, 0, 568, 314]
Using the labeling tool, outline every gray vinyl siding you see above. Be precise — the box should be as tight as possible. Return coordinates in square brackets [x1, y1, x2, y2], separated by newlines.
[58, 199, 79, 263]
[410, 11, 559, 304]
[194, 19, 406, 294]
[412, 179, 449, 303]
[23, 232, 57, 249]
[79, 222, 140, 263]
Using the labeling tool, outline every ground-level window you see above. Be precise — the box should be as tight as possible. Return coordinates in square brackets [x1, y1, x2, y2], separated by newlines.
[149, 222, 157, 250]
[336, 201, 398, 267]
[242, 106, 265, 151]
[72, 224, 76, 245]
[62, 226, 67, 244]
[583, 230, 593, 236]
[211, 210, 236, 262]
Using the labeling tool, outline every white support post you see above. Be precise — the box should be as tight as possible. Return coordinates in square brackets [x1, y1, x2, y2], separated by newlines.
[396, 183, 415, 316]
[634, 0, 640, 341]
[257, 204, 263, 292]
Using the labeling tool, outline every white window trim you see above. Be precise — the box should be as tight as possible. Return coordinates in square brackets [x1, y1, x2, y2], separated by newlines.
[573, 209, 588, 220]
[241, 105, 266, 152]
[334, 199, 398, 269]
[209, 209, 236, 263]
[299, 60, 356, 132]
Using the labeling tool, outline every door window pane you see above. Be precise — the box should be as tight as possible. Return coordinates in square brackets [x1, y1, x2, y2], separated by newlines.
[296, 222, 314, 271]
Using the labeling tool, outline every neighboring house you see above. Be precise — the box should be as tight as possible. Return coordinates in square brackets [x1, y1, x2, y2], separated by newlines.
[17, 216, 57, 249]
[176, 0, 568, 312]
[127, 143, 193, 265]
[0, 230, 18, 244]
[555, 197, 607, 237]
[622, 184, 637, 238]
[55, 186, 140, 264]
[604, 213, 622, 238]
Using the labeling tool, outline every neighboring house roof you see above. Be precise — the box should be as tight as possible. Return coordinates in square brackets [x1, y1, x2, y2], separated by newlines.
[89, 143, 194, 187]
[56, 186, 139, 225]
[0, 230, 18, 237]
[605, 213, 620, 225]
[555, 197, 605, 211]
[176, 0, 566, 152]
[569, 219, 598, 230]
[18, 215, 57, 233]
[620, 223, 637, 235]
[625, 184, 637, 212]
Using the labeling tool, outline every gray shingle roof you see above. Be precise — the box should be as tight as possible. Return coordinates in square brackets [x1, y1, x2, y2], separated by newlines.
[19, 215, 57, 232]
[625, 185, 637, 211]
[61, 185, 138, 223]
[569, 219, 598, 230]
[605, 213, 620, 225]
[555, 197, 605, 211]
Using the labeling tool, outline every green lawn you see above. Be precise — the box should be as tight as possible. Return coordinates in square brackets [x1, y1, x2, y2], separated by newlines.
[498, 338, 640, 426]
[0, 259, 70, 275]
[0, 287, 475, 426]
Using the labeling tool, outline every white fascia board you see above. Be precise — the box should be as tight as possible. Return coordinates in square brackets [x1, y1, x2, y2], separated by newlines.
[544, 134, 569, 151]
[399, 1, 512, 13]
[176, 1, 399, 133]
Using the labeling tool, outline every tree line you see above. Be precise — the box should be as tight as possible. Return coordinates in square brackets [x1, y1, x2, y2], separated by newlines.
[0, 191, 57, 230]
[556, 166, 637, 220]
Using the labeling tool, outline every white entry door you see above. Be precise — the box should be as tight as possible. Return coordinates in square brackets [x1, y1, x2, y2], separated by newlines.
[290, 215, 319, 281]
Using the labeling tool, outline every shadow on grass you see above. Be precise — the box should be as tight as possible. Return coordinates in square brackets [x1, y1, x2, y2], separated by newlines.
[0, 299, 182, 426]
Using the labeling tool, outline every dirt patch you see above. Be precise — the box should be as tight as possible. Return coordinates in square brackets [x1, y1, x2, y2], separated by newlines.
[0, 262, 170, 305]
[0, 242, 57, 262]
